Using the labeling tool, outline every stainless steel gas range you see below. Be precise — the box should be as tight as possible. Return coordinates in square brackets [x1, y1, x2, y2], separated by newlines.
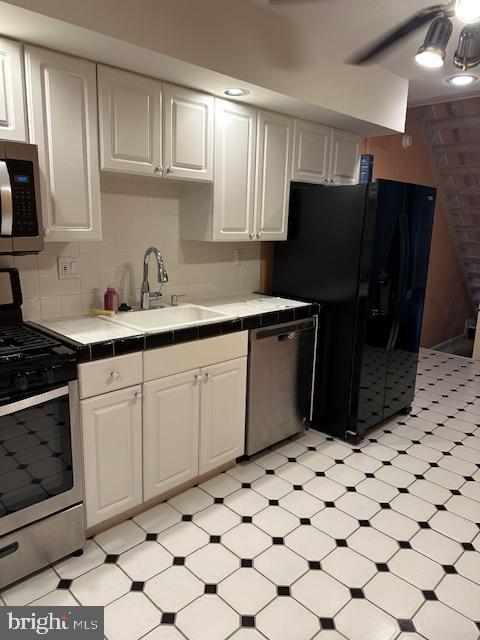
[0, 268, 84, 589]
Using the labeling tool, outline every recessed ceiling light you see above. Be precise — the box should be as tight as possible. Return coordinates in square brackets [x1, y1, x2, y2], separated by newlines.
[223, 88, 249, 97]
[447, 73, 478, 86]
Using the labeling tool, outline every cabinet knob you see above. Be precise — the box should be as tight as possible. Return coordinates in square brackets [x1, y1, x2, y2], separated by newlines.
[44, 227, 51, 235]
[110, 371, 120, 379]
[256, 232, 262, 239]
[204, 372, 211, 380]
[194, 374, 202, 383]
[165, 167, 173, 174]
[331, 178, 336, 183]
[249, 232, 254, 240]
[154, 166, 163, 173]
[135, 391, 142, 400]
[324, 178, 329, 184]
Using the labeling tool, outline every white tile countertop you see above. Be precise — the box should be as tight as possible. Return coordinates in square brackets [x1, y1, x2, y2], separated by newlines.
[30, 294, 311, 345]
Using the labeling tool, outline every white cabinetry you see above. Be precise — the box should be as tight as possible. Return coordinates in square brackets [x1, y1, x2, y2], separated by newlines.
[254, 110, 293, 241]
[163, 83, 213, 181]
[24, 46, 101, 241]
[0, 37, 27, 141]
[199, 358, 247, 473]
[81, 385, 143, 528]
[143, 370, 200, 499]
[292, 119, 361, 185]
[329, 129, 362, 185]
[98, 65, 162, 176]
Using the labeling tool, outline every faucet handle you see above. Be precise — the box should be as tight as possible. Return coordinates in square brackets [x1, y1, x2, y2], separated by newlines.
[170, 294, 186, 306]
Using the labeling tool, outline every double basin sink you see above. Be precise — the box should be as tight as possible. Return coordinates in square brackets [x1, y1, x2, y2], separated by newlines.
[103, 303, 236, 333]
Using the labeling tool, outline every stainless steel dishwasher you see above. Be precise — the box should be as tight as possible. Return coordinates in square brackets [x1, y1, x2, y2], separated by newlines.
[246, 317, 316, 456]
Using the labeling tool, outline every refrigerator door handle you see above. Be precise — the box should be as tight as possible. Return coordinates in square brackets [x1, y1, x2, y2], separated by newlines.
[386, 214, 408, 352]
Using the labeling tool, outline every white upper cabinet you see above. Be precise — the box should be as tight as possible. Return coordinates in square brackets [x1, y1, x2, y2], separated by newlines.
[0, 38, 27, 142]
[24, 46, 101, 241]
[163, 84, 213, 181]
[329, 129, 361, 185]
[98, 65, 162, 176]
[143, 370, 200, 500]
[199, 357, 247, 474]
[81, 385, 143, 528]
[212, 99, 257, 241]
[292, 119, 331, 184]
[254, 110, 293, 241]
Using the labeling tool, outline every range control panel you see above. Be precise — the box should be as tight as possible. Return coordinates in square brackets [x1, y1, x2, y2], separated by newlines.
[9, 159, 38, 237]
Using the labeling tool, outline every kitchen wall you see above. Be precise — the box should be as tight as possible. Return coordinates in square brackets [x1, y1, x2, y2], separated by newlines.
[0, 175, 261, 320]
[364, 108, 472, 348]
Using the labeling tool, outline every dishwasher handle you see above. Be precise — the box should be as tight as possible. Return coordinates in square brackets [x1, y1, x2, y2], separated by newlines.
[250, 318, 316, 342]
[278, 331, 297, 342]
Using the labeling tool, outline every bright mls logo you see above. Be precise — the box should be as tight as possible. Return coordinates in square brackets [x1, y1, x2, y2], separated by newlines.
[0, 607, 103, 639]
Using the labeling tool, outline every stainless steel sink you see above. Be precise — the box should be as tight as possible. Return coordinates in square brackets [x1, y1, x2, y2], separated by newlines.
[104, 304, 235, 333]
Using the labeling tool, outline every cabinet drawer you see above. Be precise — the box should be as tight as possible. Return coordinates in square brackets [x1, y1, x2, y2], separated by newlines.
[79, 352, 143, 399]
[144, 332, 248, 381]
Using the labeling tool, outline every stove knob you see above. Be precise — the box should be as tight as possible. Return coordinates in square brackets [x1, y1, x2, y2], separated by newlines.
[43, 368, 55, 385]
[14, 373, 28, 392]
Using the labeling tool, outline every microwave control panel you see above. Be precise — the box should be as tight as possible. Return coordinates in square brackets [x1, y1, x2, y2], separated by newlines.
[8, 159, 38, 237]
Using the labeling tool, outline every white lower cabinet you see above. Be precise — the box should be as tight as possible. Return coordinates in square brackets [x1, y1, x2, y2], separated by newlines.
[143, 370, 200, 500]
[199, 358, 247, 474]
[81, 385, 143, 528]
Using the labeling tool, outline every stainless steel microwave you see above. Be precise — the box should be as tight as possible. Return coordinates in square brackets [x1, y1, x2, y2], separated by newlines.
[0, 141, 43, 255]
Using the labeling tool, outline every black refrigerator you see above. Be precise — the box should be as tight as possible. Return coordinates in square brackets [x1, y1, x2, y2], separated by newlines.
[272, 179, 436, 443]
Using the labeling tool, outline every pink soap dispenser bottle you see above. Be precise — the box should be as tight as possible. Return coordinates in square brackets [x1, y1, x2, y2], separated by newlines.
[104, 287, 119, 312]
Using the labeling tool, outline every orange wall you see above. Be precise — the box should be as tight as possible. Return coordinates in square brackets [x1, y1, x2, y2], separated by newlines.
[364, 109, 472, 348]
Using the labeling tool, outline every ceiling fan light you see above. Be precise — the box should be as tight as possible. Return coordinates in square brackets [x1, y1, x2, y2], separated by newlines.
[415, 17, 453, 68]
[456, 0, 480, 24]
[454, 25, 480, 69]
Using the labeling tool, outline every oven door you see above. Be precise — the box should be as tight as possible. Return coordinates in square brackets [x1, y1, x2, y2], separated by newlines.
[0, 382, 83, 537]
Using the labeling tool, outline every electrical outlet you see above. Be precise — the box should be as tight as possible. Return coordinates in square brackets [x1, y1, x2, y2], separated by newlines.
[58, 257, 79, 280]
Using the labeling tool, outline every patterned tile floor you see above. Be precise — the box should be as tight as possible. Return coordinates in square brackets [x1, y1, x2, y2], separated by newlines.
[1, 348, 480, 640]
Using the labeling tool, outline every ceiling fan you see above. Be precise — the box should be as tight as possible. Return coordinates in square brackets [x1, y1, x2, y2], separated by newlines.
[268, 0, 480, 69]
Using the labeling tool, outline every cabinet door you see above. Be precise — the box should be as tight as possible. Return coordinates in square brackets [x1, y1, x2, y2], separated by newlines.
[0, 38, 26, 141]
[143, 370, 200, 500]
[98, 65, 162, 176]
[213, 99, 256, 241]
[254, 110, 293, 241]
[81, 385, 143, 528]
[163, 84, 213, 182]
[292, 119, 331, 184]
[199, 357, 247, 474]
[329, 130, 361, 185]
[24, 46, 101, 241]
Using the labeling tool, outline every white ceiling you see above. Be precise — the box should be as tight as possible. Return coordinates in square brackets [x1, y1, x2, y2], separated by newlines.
[247, 0, 480, 104]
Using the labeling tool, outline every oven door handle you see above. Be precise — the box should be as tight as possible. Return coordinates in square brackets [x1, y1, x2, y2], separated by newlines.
[0, 385, 69, 417]
[0, 160, 13, 237]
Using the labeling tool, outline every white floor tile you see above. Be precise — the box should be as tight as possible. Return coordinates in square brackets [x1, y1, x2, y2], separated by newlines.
[193, 504, 241, 535]
[374, 465, 415, 489]
[285, 525, 336, 561]
[392, 455, 430, 475]
[344, 452, 383, 473]
[311, 507, 359, 539]
[435, 574, 480, 620]
[347, 527, 399, 562]
[356, 478, 399, 503]
[251, 475, 292, 500]
[359, 442, 397, 462]
[291, 571, 350, 617]
[256, 596, 320, 640]
[318, 441, 353, 461]
[410, 529, 463, 565]
[217, 568, 276, 614]
[176, 595, 238, 640]
[253, 506, 299, 537]
[117, 540, 172, 580]
[429, 510, 478, 542]
[199, 473, 242, 498]
[185, 543, 238, 583]
[455, 550, 480, 584]
[70, 564, 131, 606]
[275, 440, 308, 458]
[389, 549, 444, 590]
[1, 568, 58, 605]
[303, 476, 347, 501]
[104, 592, 161, 640]
[275, 461, 315, 484]
[445, 494, 479, 522]
[54, 540, 106, 579]
[221, 523, 272, 559]
[370, 510, 419, 541]
[414, 601, 479, 640]
[279, 490, 324, 518]
[255, 545, 307, 585]
[142, 627, 185, 640]
[424, 467, 464, 490]
[156, 521, 209, 556]
[335, 599, 398, 640]
[335, 492, 381, 520]
[168, 487, 213, 514]
[408, 479, 451, 505]
[253, 450, 289, 470]
[224, 489, 269, 516]
[29, 590, 79, 607]
[390, 493, 436, 521]
[364, 572, 424, 618]
[439, 455, 477, 477]
[94, 520, 145, 555]
[226, 462, 265, 483]
[133, 503, 182, 533]
[297, 450, 336, 472]
[325, 463, 365, 486]
[321, 548, 377, 587]
[144, 565, 203, 611]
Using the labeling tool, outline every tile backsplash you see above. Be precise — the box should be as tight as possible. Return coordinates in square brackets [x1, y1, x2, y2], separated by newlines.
[1, 175, 261, 320]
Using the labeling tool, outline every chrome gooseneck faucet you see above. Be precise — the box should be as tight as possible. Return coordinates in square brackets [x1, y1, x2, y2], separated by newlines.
[141, 247, 168, 310]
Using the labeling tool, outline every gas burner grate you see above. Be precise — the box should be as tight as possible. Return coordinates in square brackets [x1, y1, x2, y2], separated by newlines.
[0, 323, 59, 357]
